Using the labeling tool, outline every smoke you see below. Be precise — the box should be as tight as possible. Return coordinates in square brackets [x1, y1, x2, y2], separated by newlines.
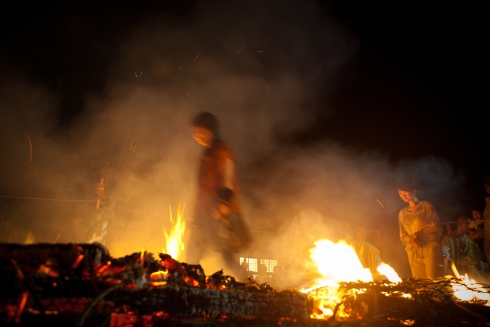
[0, 1, 468, 280]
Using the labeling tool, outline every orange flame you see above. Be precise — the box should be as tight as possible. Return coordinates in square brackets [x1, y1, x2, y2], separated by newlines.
[452, 274, 490, 304]
[302, 238, 401, 319]
[163, 204, 186, 260]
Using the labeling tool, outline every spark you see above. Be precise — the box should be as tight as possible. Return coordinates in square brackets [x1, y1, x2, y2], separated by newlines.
[185, 88, 190, 97]
[376, 199, 385, 208]
[160, 141, 167, 158]
[237, 43, 245, 54]
[194, 54, 201, 61]
[132, 144, 137, 153]
[53, 234, 61, 244]
[27, 136, 32, 162]
[105, 162, 110, 187]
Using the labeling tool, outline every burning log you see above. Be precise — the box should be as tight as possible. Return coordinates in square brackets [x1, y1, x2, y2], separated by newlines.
[0, 243, 312, 326]
[3, 242, 489, 326]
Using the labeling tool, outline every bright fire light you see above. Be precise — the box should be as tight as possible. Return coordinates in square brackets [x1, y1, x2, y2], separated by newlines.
[163, 204, 186, 260]
[377, 263, 401, 283]
[302, 238, 402, 319]
[452, 274, 490, 304]
[310, 239, 372, 283]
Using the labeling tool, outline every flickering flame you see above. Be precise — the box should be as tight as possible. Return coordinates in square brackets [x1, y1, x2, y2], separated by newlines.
[309, 239, 372, 283]
[452, 274, 490, 304]
[163, 204, 186, 260]
[377, 263, 401, 283]
[302, 238, 401, 319]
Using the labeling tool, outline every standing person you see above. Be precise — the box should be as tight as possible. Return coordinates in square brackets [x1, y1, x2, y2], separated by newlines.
[483, 175, 490, 265]
[397, 178, 443, 278]
[186, 111, 251, 278]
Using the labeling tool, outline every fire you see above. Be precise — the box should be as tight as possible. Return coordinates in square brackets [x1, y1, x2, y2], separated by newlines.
[309, 239, 373, 284]
[163, 204, 186, 261]
[377, 263, 401, 283]
[452, 274, 490, 304]
[302, 238, 401, 319]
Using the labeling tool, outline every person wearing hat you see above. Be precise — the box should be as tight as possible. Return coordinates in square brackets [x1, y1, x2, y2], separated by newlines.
[396, 178, 443, 278]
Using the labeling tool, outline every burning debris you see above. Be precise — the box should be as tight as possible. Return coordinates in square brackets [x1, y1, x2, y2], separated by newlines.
[303, 277, 490, 326]
[1, 242, 490, 326]
[0, 243, 312, 326]
[299, 238, 490, 326]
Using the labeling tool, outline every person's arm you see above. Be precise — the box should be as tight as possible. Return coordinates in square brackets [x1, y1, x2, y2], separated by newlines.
[423, 202, 442, 237]
[213, 146, 235, 219]
[441, 235, 451, 259]
[399, 215, 418, 247]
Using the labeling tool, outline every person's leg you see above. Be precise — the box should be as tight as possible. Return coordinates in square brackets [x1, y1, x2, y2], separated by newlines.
[423, 241, 444, 278]
[227, 213, 251, 252]
[406, 247, 426, 278]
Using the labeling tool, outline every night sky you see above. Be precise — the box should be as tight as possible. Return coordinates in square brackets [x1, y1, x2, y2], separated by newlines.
[2, 2, 486, 181]
[0, 1, 487, 274]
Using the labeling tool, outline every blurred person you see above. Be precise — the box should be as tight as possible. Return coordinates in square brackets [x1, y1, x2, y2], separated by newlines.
[186, 111, 251, 277]
[352, 226, 382, 280]
[397, 178, 443, 278]
[238, 260, 250, 282]
[468, 204, 488, 270]
[442, 216, 484, 281]
[271, 263, 286, 289]
[469, 204, 484, 232]
[255, 263, 272, 284]
[468, 227, 489, 279]
[471, 205, 483, 221]
[483, 174, 490, 265]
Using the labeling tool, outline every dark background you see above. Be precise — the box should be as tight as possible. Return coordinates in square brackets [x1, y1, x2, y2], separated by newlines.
[0, 1, 487, 279]
[1, 1, 486, 195]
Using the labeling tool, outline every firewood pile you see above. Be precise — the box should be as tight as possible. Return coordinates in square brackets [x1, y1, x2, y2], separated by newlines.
[0, 243, 313, 327]
[2, 243, 490, 327]
[305, 277, 490, 327]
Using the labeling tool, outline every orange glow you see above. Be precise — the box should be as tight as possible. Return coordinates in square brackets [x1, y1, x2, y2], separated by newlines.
[377, 263, 401, 283]
[163, 204, 186, 260]
[151, 281, 168, 287]
[150, 271, 169, 281]
[302, 238, 401, 319]
[140, 248, 145, 263]
[452, 274, 490, 304]
[97, 261, 111, 275]
[71, 254, 84, 269]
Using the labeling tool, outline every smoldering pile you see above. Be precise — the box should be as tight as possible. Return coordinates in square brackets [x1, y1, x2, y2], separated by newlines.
[0, 243, 312, 326]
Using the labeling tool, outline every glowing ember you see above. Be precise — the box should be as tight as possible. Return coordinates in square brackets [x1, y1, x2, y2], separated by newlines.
[163, 204, 186, 260]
